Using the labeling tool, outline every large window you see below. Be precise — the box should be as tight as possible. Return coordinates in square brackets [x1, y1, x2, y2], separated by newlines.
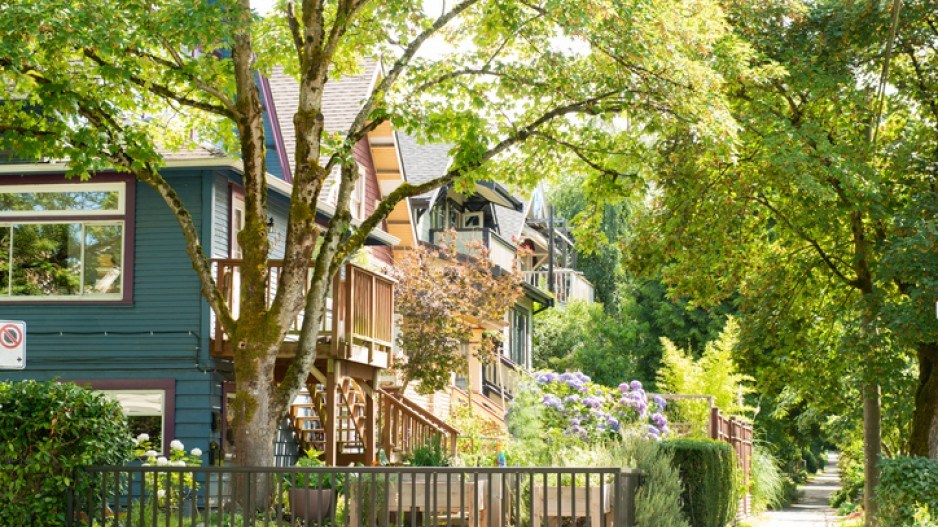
[0, 181, 131, 301]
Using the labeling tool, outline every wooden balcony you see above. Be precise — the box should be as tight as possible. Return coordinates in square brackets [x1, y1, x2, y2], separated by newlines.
[523, 268, 594, 304]
[210, 260, 395, 369]
[430, 228, 517, 272]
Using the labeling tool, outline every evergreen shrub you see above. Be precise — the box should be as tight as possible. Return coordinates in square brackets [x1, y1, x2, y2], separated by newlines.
[0, 380, 133, 526]
[877, 456, 938, 527]
[664, 439, 737, 527]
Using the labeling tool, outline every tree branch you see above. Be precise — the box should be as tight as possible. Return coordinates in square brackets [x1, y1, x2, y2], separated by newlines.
[754, 193, 860, 288]
[342, 0, 482, 146]
[286, 2, 305, 57]
[530, 131, 635, 180]
[82, 49, 235, 119]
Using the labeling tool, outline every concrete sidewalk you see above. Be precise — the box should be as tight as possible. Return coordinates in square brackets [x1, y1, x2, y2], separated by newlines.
[749, 453, 842, 527]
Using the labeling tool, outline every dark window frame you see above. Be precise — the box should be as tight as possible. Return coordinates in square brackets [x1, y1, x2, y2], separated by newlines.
[0, 174, 136, 305]
[69, 378, 175, 454]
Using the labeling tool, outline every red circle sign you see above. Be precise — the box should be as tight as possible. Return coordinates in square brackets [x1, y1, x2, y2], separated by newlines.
[0, 324, 23, 349]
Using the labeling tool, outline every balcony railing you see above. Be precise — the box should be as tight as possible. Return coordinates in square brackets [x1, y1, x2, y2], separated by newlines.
[211, 260, 395, 368]
[69, 465, 643, 527]
[482, 355, 528, 402]
[523, 269, 594, 304]
[430, 228, 517, 272]
[377, 388, 460, 459]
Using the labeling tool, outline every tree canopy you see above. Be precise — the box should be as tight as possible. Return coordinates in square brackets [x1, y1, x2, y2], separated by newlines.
[0, 0, 741, 471]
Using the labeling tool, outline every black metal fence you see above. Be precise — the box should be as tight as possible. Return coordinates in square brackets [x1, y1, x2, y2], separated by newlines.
[66, 466, 642, 527]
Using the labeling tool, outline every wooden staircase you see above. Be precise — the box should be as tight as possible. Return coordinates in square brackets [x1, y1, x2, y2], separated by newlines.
[377, 388, 459, 463]
[289, 378, 370, 462]
[288, 383, 460, 464]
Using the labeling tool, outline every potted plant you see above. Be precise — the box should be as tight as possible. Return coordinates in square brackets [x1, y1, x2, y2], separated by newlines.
[287, 448, 340, 524]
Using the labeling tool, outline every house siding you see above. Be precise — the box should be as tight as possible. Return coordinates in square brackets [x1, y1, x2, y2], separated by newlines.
[0, 170, 227, 456]
[354, 139, 393, 266]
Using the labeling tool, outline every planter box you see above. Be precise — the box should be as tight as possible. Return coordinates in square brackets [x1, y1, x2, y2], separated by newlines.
[289, 488, 335, 524]
[532, 482, 613, 527]
[349, 475, 486, 527]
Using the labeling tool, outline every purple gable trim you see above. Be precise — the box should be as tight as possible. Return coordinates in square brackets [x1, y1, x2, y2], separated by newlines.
[259, 76, 293, 183]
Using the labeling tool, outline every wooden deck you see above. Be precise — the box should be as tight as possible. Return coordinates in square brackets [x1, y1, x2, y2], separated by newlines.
[210, 260, 395, 369]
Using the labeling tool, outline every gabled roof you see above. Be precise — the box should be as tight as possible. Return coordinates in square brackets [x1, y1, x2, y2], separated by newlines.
[395, 132, 523, 212]
[395, 132, 453, 190]
[266, 62, 380, 179]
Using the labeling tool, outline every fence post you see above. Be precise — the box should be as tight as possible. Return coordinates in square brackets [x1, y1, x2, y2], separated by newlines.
[616, 469, 639, 527]
[65, 473, 74, 527]
[709, 406, 720, 439]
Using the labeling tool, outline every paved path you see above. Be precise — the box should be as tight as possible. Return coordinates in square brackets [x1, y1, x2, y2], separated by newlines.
[750, 453, 842, 527]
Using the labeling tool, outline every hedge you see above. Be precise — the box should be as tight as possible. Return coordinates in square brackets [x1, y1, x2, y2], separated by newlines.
[0, 380, 133, 527]
[877, 456, 938, 527]
[663, 439, 737, 527]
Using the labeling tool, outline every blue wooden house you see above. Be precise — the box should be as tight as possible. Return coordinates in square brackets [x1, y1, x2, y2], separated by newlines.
[0, 63, 406, 465]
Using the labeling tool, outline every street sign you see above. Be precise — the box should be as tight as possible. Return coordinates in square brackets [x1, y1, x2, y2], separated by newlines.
[0, 320, 25, 370]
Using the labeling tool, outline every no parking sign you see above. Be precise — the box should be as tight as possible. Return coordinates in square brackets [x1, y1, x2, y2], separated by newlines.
[0, 320, 25, 369]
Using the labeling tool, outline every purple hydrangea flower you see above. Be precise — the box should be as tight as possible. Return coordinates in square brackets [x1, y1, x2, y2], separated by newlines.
[653, 395, 667, 409]
[618, 382, 631, 392]
[583, 395, 603, 408]
[543, 394, 563, 410]
[564, 394, 581, 404]
[630, 380, 643, 391]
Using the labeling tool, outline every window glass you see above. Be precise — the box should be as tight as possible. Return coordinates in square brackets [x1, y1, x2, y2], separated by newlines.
[0, 181, 127, 300]
[100, 390, 165, 450]
[0, 190, 119, 212]
[1, 222, 123, 297]
[84, 224, 123, 294]
[11, 223, 82, 296]
[0, 183, 122, 215]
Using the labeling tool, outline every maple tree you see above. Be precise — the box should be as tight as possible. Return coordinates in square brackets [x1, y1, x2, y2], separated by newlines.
[392, 235, 523, 394]
[0, 0, 737, 475]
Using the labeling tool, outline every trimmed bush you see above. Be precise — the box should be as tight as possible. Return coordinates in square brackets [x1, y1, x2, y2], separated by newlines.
[664, 439, 737, 527]
[0, 380, 133, 526]
[877, 456, 938, 527]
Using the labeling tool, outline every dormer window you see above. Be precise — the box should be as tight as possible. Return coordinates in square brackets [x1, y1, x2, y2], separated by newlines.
[0, 179, 133, 302]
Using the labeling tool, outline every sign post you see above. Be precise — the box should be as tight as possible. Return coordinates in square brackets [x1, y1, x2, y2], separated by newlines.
[0, 320, 26, 370]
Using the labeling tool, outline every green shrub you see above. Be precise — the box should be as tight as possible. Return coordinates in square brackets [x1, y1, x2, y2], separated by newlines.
[628, 439, 691, 527]
[877, 456, 938, 527]
[553, 439, 690, 527]
[406, 436, 450, 466]
[749, 445, 785, 512]
[0, 380, 133, 526]
[663, 439, 737, 527]
[830, 453, 863, 509]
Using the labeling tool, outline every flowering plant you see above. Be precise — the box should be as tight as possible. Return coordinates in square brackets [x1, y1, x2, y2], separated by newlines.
[531, 371, 669, 444]
[133, 434, 203, 507]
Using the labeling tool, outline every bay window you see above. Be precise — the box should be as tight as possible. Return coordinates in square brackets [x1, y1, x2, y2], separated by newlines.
[0, 180, 132, 301]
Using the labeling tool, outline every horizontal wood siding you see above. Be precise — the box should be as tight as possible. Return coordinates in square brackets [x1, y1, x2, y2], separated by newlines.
[354, 139, 393, 266]
[0, 171, 224, 454]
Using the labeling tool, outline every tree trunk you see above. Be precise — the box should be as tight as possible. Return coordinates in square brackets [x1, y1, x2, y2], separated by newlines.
[230, 342, 285, 511]
[910, 342, 938, 458]
[863, 383, 881, 527]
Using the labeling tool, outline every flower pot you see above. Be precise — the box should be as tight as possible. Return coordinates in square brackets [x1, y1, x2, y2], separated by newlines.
[289, 488, 335, 524]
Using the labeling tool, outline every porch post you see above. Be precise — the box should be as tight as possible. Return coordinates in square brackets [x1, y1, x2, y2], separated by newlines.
[364, 371, 377, 464]
[325, 360, 338, 466]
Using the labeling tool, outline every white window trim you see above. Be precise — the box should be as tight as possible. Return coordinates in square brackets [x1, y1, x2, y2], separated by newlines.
[0, 220, 127, 300]
[0, 182, 126, 217]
